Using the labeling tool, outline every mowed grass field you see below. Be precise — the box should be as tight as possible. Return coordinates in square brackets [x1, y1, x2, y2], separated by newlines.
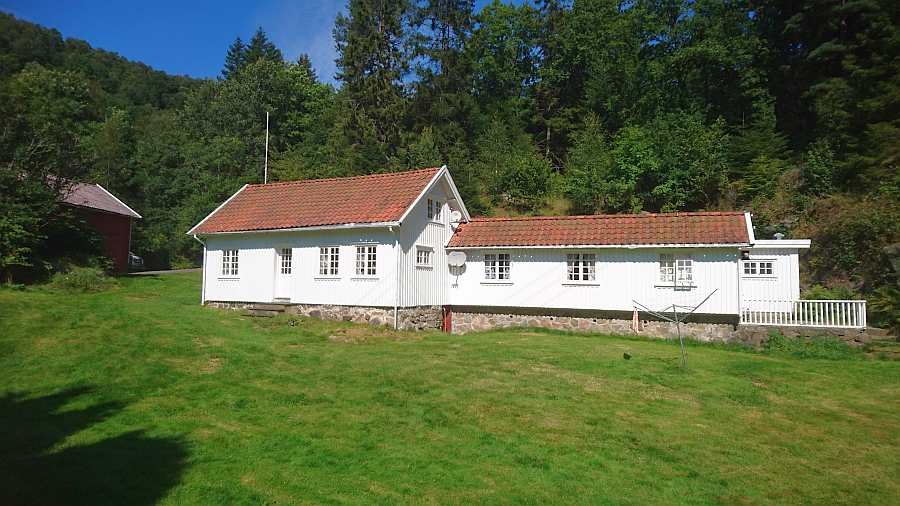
[1, 273, 898, 505]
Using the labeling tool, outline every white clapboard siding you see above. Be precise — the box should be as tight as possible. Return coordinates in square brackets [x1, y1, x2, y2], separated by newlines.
[448, 248, 741, 315]
[739, 247, 801, 307]
[203, 228, 398, 306]
[397, 181, 454, 307]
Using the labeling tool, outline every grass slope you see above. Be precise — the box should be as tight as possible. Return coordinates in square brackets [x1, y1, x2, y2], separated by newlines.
[1, 273, 898, 504]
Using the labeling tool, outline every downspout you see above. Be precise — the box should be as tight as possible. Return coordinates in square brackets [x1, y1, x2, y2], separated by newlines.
[736, 249, 743, 326]
[193, 234, 207, 305]
[392, 225, 401, 330]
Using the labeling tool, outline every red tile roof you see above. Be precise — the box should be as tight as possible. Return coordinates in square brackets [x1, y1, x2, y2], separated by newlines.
[447, 212, 750, 247]
[191, 168, 441, 234]
[61, 183, 141, 218]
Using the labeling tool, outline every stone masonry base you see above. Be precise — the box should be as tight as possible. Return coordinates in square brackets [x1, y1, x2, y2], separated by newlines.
[206, 301, 442, 331]
[206, 301, 876, 346]
[449, 310, 875, 346]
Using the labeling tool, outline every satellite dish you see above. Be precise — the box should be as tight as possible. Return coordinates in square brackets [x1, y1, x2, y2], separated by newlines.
[449, 210, 463, 223]
[447, 251, 467, 267]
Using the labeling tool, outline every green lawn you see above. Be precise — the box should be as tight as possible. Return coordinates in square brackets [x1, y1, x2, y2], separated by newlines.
[1, 273, 898, 505]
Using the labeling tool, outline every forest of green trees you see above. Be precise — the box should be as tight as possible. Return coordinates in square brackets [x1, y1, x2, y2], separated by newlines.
[0, 1, 897, 327]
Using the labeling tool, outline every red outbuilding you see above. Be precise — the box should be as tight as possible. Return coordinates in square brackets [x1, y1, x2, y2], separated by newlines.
[61, 183, 141, 273]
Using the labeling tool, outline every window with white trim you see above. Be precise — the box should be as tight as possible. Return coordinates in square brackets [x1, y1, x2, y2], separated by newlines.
[659, 254, 692, 284]
[279, 248, 292, 274]
[427, 199, 442, 222]
[743, 260, 774, 277]
[355, 245, 377, 276]
[416, 246, 432, 267]
[484, 253, 510, 280]
[221, 249, 239, 276]
[319, 246, 339, 276]
[566, 253, 596, 281]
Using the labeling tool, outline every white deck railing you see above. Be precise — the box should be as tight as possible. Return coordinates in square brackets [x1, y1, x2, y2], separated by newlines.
[740, 299, 867, 328]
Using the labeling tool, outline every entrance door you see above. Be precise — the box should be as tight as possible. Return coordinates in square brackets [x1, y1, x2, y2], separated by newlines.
[274, 247, 293, 301]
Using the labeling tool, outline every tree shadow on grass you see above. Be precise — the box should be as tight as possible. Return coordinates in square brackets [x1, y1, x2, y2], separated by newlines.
[0, 386, 187, 505]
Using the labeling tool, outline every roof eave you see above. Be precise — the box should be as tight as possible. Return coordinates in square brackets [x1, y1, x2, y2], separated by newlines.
[186, 184, 250, 235]
[95, 184, 142, 219]
[192, 221, 402, 236]
[446, 243, 752, 250]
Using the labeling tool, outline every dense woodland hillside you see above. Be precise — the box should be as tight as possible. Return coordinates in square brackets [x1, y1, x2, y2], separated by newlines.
[0, 2, 898, 328]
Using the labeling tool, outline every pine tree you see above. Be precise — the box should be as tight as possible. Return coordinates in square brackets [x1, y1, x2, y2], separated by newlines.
[244, 27, 283, 66]
[409, 1, 477, 161]
[334, 0, 411, 163]
[222, 37, 246, 79]
[295, 53, 317, 81]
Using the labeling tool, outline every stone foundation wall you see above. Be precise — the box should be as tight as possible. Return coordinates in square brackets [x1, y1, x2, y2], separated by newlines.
[450, 311, 740, 342]
[449, 310, 875, 346]
[206, 301, 877, 345]
[205, 301, 442, 331]
[288, 304, 442, 331]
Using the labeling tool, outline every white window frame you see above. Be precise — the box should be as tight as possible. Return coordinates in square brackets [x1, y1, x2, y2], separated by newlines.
[658, 253, 694, 288]
[565, 253, 597, 283]
[427, 198, 443, 223]
[416, 246, 433, 268]
[742, 259, 775, 278]
[318, 246, 340, 277]
[483, 252, 511, 283]
[355, 244, 377, 277]
[221, 249, 239, 277]
[279, 247, 292, 275]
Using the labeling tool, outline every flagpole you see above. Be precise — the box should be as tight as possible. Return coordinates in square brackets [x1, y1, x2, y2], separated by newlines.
[264, 111, 269, 184]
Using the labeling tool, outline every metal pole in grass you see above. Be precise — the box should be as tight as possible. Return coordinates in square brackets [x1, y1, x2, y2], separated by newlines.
[632, 289, 718, 369]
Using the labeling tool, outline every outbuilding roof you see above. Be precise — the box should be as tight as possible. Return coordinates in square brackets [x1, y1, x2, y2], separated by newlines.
[189, 167, 442, 235]
[446, 212, 751, 248]
[61, 182, 141, 218]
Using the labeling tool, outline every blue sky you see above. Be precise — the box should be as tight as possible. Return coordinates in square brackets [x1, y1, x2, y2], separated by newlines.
[1, 1, 346, 82]
[1, 0, 505, 85]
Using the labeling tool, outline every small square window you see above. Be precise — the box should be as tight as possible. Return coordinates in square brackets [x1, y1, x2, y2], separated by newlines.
[566, 253, 596, 282]
[743, 260, 774, 277]
[416, 247, 432, 267]
[660, 254, 691, 285]
[485, 253, 510, 280]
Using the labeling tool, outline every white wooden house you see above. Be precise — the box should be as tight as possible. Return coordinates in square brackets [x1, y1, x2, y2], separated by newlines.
[188, 166, 865, 332]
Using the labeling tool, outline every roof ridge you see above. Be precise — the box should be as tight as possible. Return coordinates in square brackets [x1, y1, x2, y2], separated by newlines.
[246, 167, 441, 188]
[468, 211, 746, 222]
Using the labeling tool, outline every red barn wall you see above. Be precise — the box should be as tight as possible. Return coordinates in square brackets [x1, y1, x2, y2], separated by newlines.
[79, 209, 132, 273]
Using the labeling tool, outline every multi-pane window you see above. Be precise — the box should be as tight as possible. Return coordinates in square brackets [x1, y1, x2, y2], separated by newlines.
[319, 246, 339, 276]
[279, 248, 292, 274]
[221, 249, 239, 276]
[743, 260, 774, 276]
[416, 246, 432, 267]
[484, 253, 511, 280]
[427, 199, 442, 221]
[677, 258, 693, 283]
[355, 245, 377, 276]
[660, 254, 692, 284]
[566, 253, 596, 281]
